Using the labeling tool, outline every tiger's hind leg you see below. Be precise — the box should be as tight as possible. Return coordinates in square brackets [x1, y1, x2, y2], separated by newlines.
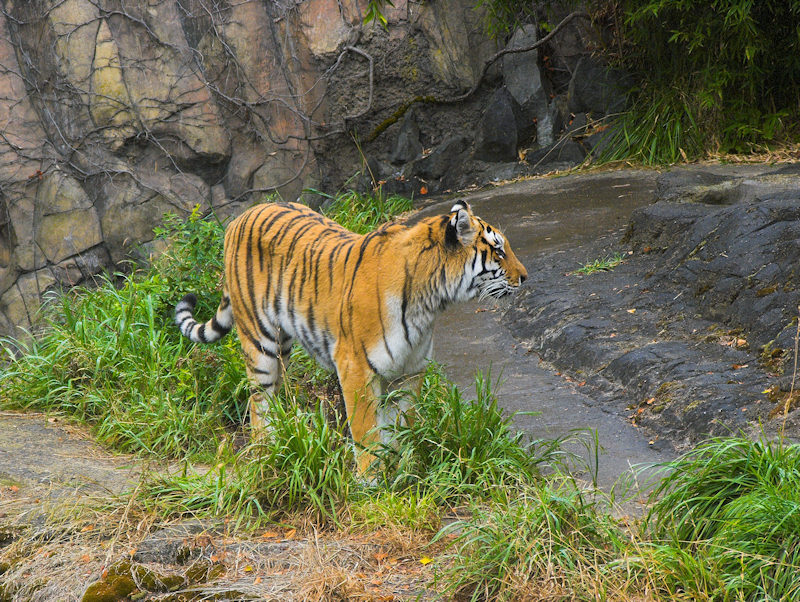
[239, 331, 294, 434]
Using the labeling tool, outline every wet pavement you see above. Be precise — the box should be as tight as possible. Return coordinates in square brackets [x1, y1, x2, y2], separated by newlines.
[427, 170, 676, 492]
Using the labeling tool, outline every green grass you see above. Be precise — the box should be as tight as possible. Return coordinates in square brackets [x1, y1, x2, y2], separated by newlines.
[140, 394, 355, 526]
[571, 252, 626, 275]
[437, 481, 628, 601]
[0, 209, 246, 460]
[376, 366, 567, 503]
[640, 436, 800, 600]
[316, 188, 413, 234]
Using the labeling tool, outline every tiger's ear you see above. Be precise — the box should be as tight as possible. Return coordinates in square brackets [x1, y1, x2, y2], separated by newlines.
[450, 200, 472, 214]
[446, 205, 476, 247]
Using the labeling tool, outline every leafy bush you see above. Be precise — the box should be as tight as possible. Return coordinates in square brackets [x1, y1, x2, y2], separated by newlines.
[605, 0, 800, 161]
[0, 208, 246, 460]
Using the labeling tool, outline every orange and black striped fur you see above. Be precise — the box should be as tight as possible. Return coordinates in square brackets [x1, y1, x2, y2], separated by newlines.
[175, 200, 527, 473]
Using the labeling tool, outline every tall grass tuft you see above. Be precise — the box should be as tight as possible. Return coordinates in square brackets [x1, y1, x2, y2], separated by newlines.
[598, 85, 704, 165]
[642, 436, 800, 600]
[377, 365, 565, 502]
[317, 189, 413, 234]
[437, 481, 627, 601]
[142, 394, 354, 526]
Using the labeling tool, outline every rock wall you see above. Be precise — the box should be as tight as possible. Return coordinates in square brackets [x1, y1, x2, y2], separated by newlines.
[0, 0, 621, 337]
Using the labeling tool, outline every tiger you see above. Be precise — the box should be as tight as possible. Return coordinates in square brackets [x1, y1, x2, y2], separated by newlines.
[175, 199, 527, 473]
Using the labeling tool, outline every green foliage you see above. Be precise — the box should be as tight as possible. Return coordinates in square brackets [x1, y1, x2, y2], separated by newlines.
[607, 0, 800, 160]
[0, 208, 246, 460]
[474, 0, 538, 39]
[363, 0, 393, 29]
[347, 489, 441, 532]
[641, 437, 800, 600]
[437, 483, 625, 601]
[142, 394, 354, 526]
[572, 252, 626, 275]
[376, 365, 565, 502]
[318, 188, 413, 235]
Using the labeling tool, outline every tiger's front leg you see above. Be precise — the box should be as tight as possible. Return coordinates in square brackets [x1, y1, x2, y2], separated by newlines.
[335, 355, 382, 475]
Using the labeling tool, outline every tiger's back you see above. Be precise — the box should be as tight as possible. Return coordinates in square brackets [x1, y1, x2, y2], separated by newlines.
[176, 200, 527, 473]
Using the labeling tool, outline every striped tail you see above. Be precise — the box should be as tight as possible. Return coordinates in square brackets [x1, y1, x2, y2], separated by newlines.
[175, 292, 233, 343]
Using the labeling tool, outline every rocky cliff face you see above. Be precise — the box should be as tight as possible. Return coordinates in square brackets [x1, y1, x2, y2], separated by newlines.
[0, 0, 618, 337]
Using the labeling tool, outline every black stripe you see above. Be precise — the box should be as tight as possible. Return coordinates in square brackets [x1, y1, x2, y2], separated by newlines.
[210, 317, 230, 335]
[401, 264, 412, 344]
[361, 342, 380, 375]
[375, 280, 393, 361]
[286, 221, 317, 258]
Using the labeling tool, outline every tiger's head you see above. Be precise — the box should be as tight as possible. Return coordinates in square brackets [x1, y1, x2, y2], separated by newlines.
[445, 200, 527, 301]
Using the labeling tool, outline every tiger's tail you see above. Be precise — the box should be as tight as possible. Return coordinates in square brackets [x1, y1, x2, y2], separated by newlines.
[175, 290, 233, 344]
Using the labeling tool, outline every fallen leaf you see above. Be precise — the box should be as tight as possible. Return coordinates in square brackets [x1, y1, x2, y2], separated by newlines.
[80, 554, 92, 563]
[81, 524, 94, 533]
[646, 397, 655, 405]
[284, 528, 297, 540]
[254, 576, 262, 585]
[9, 485, 19, 493]
[261, 531, 281, 539]
[374, 552, 389, 562]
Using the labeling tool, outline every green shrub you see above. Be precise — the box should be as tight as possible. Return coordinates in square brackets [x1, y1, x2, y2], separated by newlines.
[0, 209, 247, 459]
[605, 0, 800, 161]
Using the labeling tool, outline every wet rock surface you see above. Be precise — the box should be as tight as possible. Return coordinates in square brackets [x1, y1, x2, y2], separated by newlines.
[506, 164, 800, 451]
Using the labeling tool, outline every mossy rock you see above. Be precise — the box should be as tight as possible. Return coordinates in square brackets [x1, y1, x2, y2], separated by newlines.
[130, 563, 184, 592]
[185, 559, 225, 584]
[81, 575, 136, 602]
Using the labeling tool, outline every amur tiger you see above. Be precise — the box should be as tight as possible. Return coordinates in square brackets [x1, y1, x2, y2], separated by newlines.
[175, 200, 527, 473]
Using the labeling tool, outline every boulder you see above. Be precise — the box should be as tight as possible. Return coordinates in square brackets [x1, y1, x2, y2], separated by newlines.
[502, 25, 550, 144]
[390, 110, 423, 165]
[413, 135, 471, 181]
[473, 87, 520, 163]
[0, 269, 57, 335]
[567, 56, 631, 118]
[525, 139, 586, 168]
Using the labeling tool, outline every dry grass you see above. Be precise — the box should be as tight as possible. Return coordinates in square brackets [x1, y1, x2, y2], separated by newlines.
[0, 487, 444, 601]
